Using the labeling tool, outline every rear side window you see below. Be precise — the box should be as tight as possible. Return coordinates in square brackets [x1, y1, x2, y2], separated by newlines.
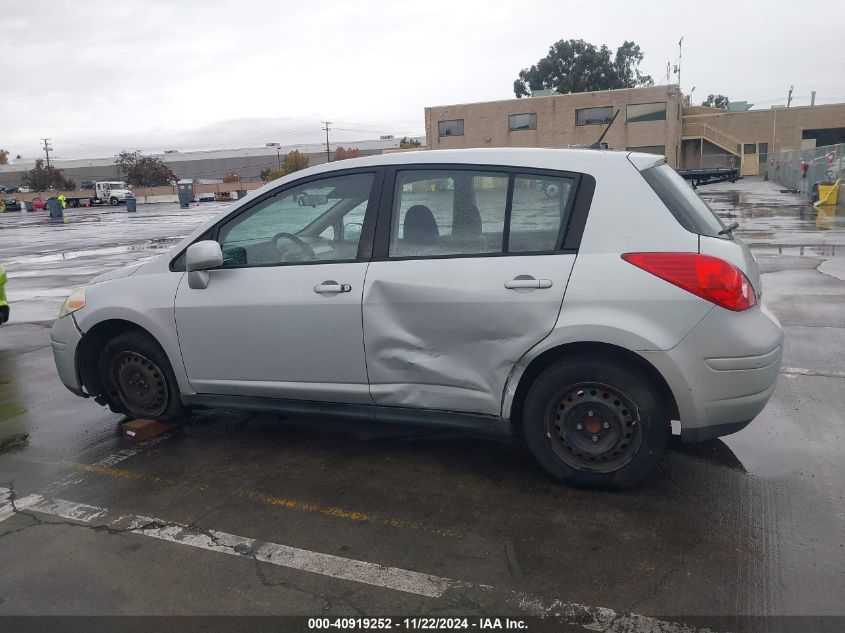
[509, 175, 575, 252]
[641, 164, 727, 238]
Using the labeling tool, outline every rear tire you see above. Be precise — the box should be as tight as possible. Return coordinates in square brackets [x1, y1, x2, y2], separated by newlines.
[522, 353, 669, 489]
[99, 330, 185, 422]
[110, 197, 119, 206]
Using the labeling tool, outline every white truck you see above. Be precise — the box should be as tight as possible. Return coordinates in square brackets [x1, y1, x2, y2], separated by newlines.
[92, 181, 134, 206]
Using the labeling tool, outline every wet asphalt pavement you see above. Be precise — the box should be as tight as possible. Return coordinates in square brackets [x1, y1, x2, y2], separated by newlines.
[0, 186, 844, 632]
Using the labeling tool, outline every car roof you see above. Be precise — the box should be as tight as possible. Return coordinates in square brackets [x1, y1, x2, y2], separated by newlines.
[281, 147, 663, 182]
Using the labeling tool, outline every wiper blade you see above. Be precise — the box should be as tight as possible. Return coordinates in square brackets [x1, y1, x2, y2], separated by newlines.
[718, 221, 739, 235]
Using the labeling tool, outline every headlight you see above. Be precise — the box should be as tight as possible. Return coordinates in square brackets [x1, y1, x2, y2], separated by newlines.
[59, 286, 87, 318]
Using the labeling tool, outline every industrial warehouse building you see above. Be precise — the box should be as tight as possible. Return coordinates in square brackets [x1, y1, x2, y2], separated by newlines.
[0, 138, 406, 189]
[425, 85, 845, 175]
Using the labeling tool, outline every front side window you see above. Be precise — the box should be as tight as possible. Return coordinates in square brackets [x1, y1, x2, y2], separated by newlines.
[626, 102, 667, 123]
[509, 175, 575, 252]
[438, 119, 464, 137]
[509, 113, 537, 131]
[576, 106, 613, 126]
[217, 172, 374, 266]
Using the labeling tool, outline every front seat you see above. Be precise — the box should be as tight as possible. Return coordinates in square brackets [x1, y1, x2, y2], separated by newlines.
[403, 205, 439, 244]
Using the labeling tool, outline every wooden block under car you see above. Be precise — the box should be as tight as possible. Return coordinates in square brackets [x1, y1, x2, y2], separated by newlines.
[121, 419, 178, 442]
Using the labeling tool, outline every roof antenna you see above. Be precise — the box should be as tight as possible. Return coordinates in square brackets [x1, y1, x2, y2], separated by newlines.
[588, 109, 620, 149]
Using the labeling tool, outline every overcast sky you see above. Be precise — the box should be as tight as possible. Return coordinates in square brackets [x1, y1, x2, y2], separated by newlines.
[2, 0, 843, 160]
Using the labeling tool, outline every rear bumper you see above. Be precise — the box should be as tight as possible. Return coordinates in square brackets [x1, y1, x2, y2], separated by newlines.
[51, 315, 86, 397]
[641, 303, 783, 442]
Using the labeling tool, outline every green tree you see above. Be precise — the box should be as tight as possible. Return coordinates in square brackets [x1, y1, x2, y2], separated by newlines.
[115, 150, 176, 187]
[0, 149, 9, 165]
[513, 39, 653, 98]
[283, 149, 309, 174]
[262, 151, 310, 182]
[399, 136, 421, 148]
[701, 94, 730, 109]
[21, 159, 75, 191]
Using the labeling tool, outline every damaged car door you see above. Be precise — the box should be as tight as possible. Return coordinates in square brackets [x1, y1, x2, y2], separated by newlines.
[363, 166, 583, 417]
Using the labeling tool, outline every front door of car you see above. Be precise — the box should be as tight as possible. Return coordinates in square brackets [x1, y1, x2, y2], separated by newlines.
[362, 167, 587, 417]
[174, 170, 381, 404]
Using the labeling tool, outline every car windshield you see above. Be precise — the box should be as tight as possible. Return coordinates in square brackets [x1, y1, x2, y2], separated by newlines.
[108, 182, 127, 188]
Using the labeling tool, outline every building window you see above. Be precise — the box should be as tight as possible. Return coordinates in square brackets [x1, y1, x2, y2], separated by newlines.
[438, 119, 464, 137]
[576, 106, 613, 126]
[626, 146, 666, 156]
[626, 102, 667, 123]
[509, 113, 537, 131]
[743, 143, 757, 155]
[758, 142, 768, 163]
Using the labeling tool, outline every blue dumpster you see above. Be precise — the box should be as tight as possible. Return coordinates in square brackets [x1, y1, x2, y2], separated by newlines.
[125, 196, 137, 212]
[177, 180, 194, 209]
[24, 200, 33, 212]
[237, 189, 247, 199]
[47, 197, 64, 222]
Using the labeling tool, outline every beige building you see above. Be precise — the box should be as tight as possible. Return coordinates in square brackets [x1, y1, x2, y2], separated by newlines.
[425, 85, 845, 175]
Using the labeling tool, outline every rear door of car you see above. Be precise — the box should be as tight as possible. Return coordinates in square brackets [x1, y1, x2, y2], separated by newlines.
[362, 164, 594, 416]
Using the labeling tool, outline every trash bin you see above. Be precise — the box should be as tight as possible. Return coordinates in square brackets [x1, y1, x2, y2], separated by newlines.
[177, 179, 194, 209]
[237, 189, 247, 199]
[125, 196, 137, 212]
[24, 201, 33, 212]
[47, 197, 64, 222]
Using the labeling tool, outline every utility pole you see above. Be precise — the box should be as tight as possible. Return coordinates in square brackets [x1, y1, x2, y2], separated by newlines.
[810, 90, 816, 106]
[787, 85, 794, 108]
[41, 137, 53, 168]
[277, 146, 281, 170]
[322, 121, 332, 163]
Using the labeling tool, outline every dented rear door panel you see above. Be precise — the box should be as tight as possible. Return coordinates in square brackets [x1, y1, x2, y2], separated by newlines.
[362, 255, 574, 415]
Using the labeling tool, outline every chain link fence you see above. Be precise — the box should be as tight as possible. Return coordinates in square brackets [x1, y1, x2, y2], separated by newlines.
[766, 143, 844, 200]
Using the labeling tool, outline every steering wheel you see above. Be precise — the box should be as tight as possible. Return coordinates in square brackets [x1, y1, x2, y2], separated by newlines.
[272, 231, 317, 261]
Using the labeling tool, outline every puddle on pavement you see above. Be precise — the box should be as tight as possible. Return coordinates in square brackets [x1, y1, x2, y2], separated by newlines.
[3, 238, 182, 266]
[674, 407, 809, 479]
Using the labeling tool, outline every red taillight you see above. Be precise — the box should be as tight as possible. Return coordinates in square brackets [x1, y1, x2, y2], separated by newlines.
[621, 252, 757, 311]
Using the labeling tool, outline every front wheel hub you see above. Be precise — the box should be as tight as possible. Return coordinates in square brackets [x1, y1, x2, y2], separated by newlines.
[546, 383, 642, 473]
[111, 351, 168, 418]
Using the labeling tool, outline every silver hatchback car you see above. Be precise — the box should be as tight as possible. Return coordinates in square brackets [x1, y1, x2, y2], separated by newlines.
[52, 149, 782, 488]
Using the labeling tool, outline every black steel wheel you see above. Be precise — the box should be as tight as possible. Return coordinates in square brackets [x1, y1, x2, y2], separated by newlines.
[522, 353, 669, 489]
[99, 330, 185, 421]
[110, 351, 168, 418]
[546, 382, 642, 473]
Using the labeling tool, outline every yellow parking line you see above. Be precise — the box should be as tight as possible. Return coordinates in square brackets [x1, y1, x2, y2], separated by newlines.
[8, 454, 454, 537]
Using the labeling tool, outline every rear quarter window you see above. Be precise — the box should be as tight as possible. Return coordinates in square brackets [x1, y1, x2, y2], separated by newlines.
[641, 164, 727, 238]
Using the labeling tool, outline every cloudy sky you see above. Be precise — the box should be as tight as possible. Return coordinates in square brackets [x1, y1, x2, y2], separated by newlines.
[2, 0, 843, 159]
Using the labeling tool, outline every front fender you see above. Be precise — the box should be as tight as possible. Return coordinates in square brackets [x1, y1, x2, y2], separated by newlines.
[73, 270, 193, 395]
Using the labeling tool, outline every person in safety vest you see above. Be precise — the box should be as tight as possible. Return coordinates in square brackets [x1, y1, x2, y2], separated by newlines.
[58, 194, 67, 208]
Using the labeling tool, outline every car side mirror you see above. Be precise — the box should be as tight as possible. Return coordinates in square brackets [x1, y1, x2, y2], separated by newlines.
[186, 240, 223, 289]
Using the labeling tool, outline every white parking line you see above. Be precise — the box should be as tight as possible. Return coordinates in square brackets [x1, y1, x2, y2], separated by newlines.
[0, 486, 713, 631]
[0, 486, 450, 597]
